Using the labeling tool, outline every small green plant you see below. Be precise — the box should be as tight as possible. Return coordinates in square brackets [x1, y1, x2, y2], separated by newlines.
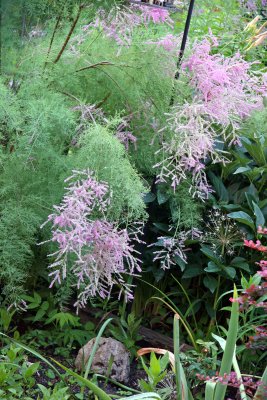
[0, 342, 40, 399]
[137, 286, 267, 400]
[109, 312, 142, 360]
[36, 384, 71, 400]
[138, 352, 170, 392]
[0, 307, 16, 334]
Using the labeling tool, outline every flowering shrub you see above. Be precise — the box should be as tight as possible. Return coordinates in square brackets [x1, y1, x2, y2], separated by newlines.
[155, 35, 265, 199]
[41, 170, 142, 309]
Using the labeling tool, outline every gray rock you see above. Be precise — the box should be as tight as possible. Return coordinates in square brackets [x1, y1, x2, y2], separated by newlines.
[75, 337, 130, 383]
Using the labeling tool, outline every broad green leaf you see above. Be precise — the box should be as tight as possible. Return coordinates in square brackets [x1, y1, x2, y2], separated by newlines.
[201, 246, 220, 263]
[182, 265, 203, 279]
[208, 172, 229, 202]
[150, 352, 161, 377]
[252, 201, 265, 228]
[143, 192, 156, 204]
[23, 362, 40, 379]
[254, 365, 267, 400]
[205, 262, 221, 273]
[205, 381, 216, 400]
[233, 166, 251, 174]
[241, 137, 266, 166]
[212, 335, 247, 400]
[157, 190, 170, 205]
[224, 267, 236, 279]
[204, 276, 218, 293]
[228, 211, 255, 230]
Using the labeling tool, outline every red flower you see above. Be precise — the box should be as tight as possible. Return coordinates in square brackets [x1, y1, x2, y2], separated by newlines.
[257, 226, 267, 235]
[244, 239, 267, 252]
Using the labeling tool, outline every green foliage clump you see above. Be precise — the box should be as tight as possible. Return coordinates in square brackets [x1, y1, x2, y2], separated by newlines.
[168, 181, 203, 230]
[72, 123, 147, 221]
[0, 74, 147, 304]
[241, 105, 267, 138]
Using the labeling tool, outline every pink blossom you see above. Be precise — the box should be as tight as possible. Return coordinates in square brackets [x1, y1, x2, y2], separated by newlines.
[41, 170, 142, 309]
[115, 115, 137, 150]
[142, 7, 173, 26]
[182, 38, 264, 127]
[244, 239, 267, 252]
[79, 5, 173, 50]
[150, 229, 202, 270]
[258, 225, 267, 234]
[154, 102, 225, 199]
[148, 34, 180, 52]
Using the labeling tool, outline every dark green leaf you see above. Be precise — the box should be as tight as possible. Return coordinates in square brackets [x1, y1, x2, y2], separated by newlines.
[252, 201, 265, 227]
[205, 262, 221, 273]
[143, 192, 156, 204]
[228, 211, 255, 230]
[203, 276, 218, 293]
[208, 172, 229, 202]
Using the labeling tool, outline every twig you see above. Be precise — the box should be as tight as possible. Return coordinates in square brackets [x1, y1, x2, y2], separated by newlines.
[75, 61, 114, 72]
[44, 14, 62, 69]
[53, 3, 84, 64]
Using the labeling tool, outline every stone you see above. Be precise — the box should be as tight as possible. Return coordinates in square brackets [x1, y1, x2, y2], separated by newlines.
[75, 337, 130, 383]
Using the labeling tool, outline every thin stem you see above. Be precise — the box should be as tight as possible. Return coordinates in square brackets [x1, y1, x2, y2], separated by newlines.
[53, 4, 84, 64]
[44, 14, 62, 69]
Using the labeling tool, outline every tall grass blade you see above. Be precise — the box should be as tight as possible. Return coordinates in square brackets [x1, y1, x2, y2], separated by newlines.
[212, 334, 247, 400]
[174, 314, 182, 400]
[214, 285, 239, 400]
[84, 317, 113, 380]
[151, 295, 197, 350]
[205, 381, 216, 400]
[173, 314, 192, 400]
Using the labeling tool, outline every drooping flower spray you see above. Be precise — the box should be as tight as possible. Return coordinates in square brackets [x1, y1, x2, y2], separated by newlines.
[154, 35, 265, 199]
[41, 170, 142, 309]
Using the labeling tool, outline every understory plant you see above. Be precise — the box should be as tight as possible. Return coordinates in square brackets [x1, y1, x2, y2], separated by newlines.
[137, 288, 267, 400]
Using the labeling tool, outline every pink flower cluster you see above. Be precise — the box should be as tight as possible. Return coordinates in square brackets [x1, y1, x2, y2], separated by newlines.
[41, 170, 141, 309]
[150, 228, 202, 270]
[257, 260, 267, 278]
[231, 228, 267, 349]
[244, 239, 267, 252]
[81, 5, 173, 50]
[258, 225, 267, 234]
[247, 326, 267, 350]
[141, 6, 173, 26]
[154, 102, 226, 199]
[155, 35, 265, 199]
[115, 115, 137, 150]
[182, 38, 264, 127]
[197, 371, 265, 392]
[147, 33, 180, 52]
